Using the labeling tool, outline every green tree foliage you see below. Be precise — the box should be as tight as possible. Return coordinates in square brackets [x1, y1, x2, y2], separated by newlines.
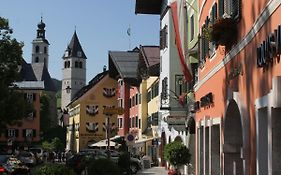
[42, 137, 64, 152]
[40, 94, 52, 134]
[0, 16, 33, 132]
[33, 164, 77, 175]
[164, 141, 191, 168]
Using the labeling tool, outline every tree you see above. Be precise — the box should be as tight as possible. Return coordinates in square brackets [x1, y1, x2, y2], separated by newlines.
[0, 16, 32, 132]
[164, 141, 191, 174]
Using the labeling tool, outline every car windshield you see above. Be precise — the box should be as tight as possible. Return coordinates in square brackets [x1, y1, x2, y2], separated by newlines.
[0, 155, 8, 163]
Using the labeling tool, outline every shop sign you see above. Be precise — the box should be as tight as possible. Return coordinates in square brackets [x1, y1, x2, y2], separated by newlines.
[200, 92, 214, 107]
[166, 116, 186, 125]
[103, 107, 124, 115]
[257, 25, 281, 68]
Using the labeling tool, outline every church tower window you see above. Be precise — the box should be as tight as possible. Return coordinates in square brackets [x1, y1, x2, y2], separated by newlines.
[35, 57, 39, 63]
[44, 47, 47, 54]
[35, 46, 39, 53]
[79, 62, 83, 68]
[75, 61, 79, 68]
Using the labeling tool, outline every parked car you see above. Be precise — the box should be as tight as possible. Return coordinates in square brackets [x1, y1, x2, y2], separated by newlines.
[16, 151, 36, 167]
[0, 155, 30, 175]
[66, 152, 98, 174]
[98, 150, 142, 174]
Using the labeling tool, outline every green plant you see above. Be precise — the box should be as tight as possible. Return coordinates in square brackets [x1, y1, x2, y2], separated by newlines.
[210, 18, 238, 49]
[33, 164, 77, 175]
[164, 141, 191, 170]
[87, 158, 121, 175]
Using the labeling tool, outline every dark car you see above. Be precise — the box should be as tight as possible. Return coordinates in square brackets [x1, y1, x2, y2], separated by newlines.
[66, 152, 97, 174]
[0, 155, 30, 175]
[99, 150, 142, 174]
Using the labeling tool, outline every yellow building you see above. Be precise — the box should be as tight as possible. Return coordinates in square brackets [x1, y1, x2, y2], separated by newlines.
[66, 70, 118, 152]
[135, 46, 160, 165]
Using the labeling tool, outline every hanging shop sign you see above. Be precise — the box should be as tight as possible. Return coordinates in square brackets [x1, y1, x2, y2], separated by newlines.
[103, 107, 124, 115]
[194, 92, 214, 111]
[200, 92, 214, 107]
[257, 25, 281, 68]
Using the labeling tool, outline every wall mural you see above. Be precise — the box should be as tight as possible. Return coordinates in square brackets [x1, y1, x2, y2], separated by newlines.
[86, 105, 99, 116]
[103, 88, 116, 98]
[86, 122, 99, 133]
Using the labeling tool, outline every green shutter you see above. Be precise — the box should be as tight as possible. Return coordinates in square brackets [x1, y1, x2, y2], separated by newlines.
[33, 129, 36, 137]
[218, 0, 224, 18]
[231, 0, 241, 20]
[15, 129, 19, 137]
[22, 129, 26, 137]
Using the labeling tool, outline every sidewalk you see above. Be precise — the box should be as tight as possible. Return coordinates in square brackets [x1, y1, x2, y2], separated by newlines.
[137, 166, 168, 175]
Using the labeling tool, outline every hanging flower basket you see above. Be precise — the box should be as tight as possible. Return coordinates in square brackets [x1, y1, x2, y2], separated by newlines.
[203, 18, 238, 50]
[210, 18, 238, 50]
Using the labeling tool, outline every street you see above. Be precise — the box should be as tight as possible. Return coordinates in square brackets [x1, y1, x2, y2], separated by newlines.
[137, 166, 168, 175]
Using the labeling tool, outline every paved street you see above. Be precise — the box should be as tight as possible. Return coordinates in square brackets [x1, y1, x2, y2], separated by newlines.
[137, 166, 168, 175]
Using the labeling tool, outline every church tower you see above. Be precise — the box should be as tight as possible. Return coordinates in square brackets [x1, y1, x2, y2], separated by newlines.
[32, 17, 50, 68]
[61, 31, 87, 109]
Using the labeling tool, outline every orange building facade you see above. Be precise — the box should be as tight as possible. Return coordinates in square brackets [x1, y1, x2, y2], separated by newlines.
[195, 0, 281, 174]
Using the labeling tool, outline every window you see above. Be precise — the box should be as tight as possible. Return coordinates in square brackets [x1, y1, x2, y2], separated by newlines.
[160, 25, 168, 50]
[118, 118, 123, 128]
[79, 62, 83, 68]
[135, 94, 138, 105]
[138, 94, 142, 104]
[135, 116, 139, 127]
[118, 99, 123, 108]
[25, 93, 35, 102]
[147, 90, 151, 102]
[138, 119, 141, 129]
[35, 46, 39, 53]
[7, 129, 17, 138]
[75, 61, 79, 68]
[35, 57, 39, 63]
[190, 15, 195, 41]
[175, 75, 187, 96]
[44, 47, 47, 54]
[22, 129, 36, 138]
[218, 0, 241, 20]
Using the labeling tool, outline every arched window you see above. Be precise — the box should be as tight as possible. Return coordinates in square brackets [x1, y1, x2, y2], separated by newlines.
[44, 47, 47, 54]
[75, 61, 79, 68]
[35, 46, 39, 53]
[79, 62, 83, 68]
[67, 61, 70, 68]
[35, 57, 39, 63]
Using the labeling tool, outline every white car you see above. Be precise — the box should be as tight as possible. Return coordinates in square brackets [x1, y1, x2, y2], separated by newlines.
[17, 151, 37, 167]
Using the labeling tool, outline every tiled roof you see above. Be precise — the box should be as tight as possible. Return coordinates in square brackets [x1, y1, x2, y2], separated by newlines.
[140, 46, 160, 68]
[63, 31, 87, 59]
[109, 51, 139, 79]
[19, 59, 56, 92]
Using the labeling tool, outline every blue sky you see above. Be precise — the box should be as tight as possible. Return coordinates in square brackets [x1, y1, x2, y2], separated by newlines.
[0, 0, 160, 82]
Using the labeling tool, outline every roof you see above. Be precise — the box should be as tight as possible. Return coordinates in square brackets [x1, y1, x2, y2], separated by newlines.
[140, 46, 160, 68]
[135, 0, 163, 15]
[67, 71, 109, 107]
[13, 81, 44, 90]
[108, 50, 139, 80]
[19, 60, 56, 92]
[63, 31, 87, 59]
